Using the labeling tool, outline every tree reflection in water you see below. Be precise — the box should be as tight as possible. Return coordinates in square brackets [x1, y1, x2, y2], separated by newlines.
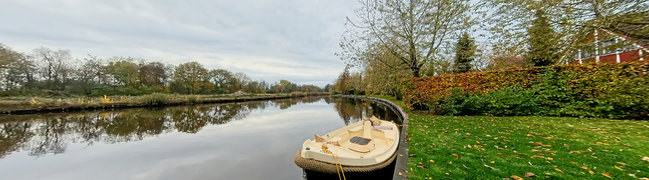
[0, 97, 324, 158]
[332, 98, 400, 125]
[0, 96, 400, 162]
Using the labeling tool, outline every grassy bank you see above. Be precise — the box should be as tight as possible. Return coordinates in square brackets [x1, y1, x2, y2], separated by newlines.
[373, 96, 649, 179]
[0, 92, 329, 114]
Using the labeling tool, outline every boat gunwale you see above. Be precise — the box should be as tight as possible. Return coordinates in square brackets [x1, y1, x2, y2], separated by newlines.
[299, 119, 399, 166]
[330, 95, 409, 180]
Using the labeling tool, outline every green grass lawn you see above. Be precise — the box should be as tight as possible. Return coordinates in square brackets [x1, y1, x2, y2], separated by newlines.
[407, 115, 649, 179]
[370, 96, 649, 179]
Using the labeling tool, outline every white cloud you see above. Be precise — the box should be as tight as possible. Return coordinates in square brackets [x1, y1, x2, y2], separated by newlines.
[0, 0, 359, 86]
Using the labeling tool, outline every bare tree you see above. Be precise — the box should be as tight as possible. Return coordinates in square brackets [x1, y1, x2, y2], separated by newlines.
[32, 47, 73, 90]
[339, 0, 472, 77]
[233, 72, 251, 91]
[77, 55, 109, 86]
[0, 44, 35, 90]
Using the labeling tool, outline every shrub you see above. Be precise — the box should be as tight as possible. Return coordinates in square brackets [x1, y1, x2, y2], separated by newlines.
[403, 62, 649, 120]
[403, 67, 538, 110]
[290, 92, 305, 97]
[566, 63, 649, 119]
[439, 87, 539, 116]
[135, 93, 172, 105]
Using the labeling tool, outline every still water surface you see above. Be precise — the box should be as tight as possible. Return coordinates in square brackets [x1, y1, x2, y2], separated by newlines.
[0, 97, 400, 180]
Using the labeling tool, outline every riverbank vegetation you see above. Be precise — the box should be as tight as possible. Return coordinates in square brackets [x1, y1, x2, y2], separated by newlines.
[1, 44, 332, 113]
[0, 45, 329, 97]
[0, 92, 329, 114]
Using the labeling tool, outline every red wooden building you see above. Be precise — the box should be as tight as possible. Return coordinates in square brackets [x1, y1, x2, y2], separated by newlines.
[568, 28, 648, 65]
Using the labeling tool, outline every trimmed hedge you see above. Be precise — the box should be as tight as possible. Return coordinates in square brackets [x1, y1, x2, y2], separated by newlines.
[402, 67, 538, 110]
[402, 62, 649, 119]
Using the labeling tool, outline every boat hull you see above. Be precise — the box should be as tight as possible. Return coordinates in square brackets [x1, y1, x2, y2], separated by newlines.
[294, 149, 397, 173]
[294, 118, 399, 173]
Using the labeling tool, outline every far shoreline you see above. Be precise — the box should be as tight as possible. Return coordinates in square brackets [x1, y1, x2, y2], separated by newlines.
[0, 92, 330, 115]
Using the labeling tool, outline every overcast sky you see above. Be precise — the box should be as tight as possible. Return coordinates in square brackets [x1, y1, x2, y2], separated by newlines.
[0, 0, 359, 86]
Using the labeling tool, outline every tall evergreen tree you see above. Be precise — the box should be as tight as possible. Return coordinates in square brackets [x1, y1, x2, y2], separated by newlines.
[454, 32, 477, 74]
[527, 10, 559, 66]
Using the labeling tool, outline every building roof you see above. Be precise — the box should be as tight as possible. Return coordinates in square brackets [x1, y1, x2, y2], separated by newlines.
[602, 11, 649, 49]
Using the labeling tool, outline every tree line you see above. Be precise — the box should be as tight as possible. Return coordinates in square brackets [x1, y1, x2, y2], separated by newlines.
[333, 0, 646, 96]
[334, 0, 482, 96]
[0, 44, 327, 97]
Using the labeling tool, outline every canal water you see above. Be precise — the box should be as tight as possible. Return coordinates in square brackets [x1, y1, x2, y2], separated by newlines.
[0, 96, 401, 180]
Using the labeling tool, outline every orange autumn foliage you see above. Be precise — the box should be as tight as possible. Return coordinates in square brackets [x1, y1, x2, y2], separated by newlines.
[402, 61, 649, 119]
[402, 67, 538, 109]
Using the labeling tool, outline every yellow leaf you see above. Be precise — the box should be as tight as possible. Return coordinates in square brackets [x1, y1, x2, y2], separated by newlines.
[617, 162, 626, 166]
[511, 175, 524, 180]
[589, 170, 595, 175]
[555, 168, 564, 174]
[452, 153, 460, 159]
[615, 166, 624, 171]
[429, 160, 435, 163]
[602, 172, 612, 178]
[490, 161, 495, 164]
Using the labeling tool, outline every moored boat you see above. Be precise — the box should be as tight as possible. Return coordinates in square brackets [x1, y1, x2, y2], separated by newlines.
[294, 116, 399, 174]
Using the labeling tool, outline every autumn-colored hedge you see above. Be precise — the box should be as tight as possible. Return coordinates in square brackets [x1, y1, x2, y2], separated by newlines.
[402, 61, 649, 119]
[402, 67, 539, 109]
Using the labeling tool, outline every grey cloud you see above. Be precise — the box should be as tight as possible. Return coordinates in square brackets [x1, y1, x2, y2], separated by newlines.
[0, 0, 357, 86]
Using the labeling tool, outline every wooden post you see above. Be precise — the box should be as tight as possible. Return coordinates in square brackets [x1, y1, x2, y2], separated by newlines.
[595, 30, 600, 63]
[578, 49, 583, 64]
[615, 38, 620, 63]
